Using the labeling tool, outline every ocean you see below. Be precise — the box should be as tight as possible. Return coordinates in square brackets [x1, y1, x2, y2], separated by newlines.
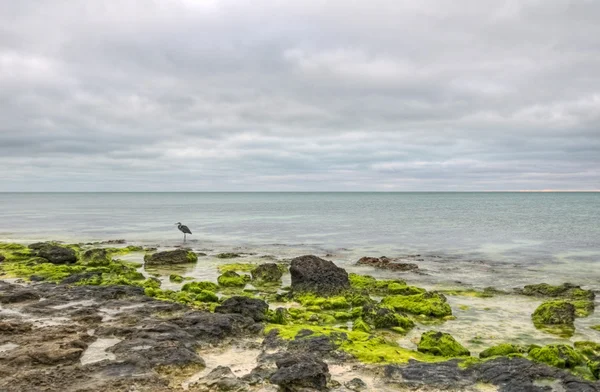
[1, 192, 599, 289]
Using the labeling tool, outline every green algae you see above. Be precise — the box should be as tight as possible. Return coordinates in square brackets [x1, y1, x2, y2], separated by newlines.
[265, 323, 443, 364]
[352, 318, 372, 333]
[522, 283, 595, 300]
[529, 344, 585, 369]
[361, 304, 414, 331]
[182, 281, 219, 293]
[295, 293, 351, 310]
[417, 331, 470, 357]
[169, 274, 184, 283]
[217, 271, 250, 287]
[268, 308, 290, 325]
[217, 262, 256, 272]
[571, 300, 595, 317]
[479, 344, 527, 358]
[381, 292, 452, 317]
[348, 273, 406, 295]
[591, 325, 600, 331]
[532, 300, 575, 325]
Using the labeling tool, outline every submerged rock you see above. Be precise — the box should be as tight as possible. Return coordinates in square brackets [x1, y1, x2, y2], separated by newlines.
[217, 271, 250, 287]
[251, 263, 283, 283]
[479, 343, 527, 358]
[215, 296, 269, 322]
[269, 353, 330, 391]
[29, 243, 77, 264]
[344, 378, 367, 391]
[0, 290, 41, 304]
[521, 282, 595, 300]
[417, 331, 470, 357]
[357, 256, 418, 271]
[144, 249, 198, 265]
[290, 255, 350, 296]
[193, 366, 246, 391]
[532, 300, 576, 327]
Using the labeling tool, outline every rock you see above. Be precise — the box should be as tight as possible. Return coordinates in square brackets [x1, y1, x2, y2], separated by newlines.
[521, 283, 595, 300]
[0, 253, 5, 262]
[417, 331, 470, 357]
[0, 290, 41, 303]
[380, 292, 452, 317]
[532, 300, 576, 327]
[217, 271, 250, 287]
[169, 274, 184, 283]
[194, 366, 246, 391]
[30, 244, 77, 264]
[29, 275, 46, 282]
[289, 255, 350, 296]
[357, 256, 418, 271]
[81, 248, 111, 266]
[216, 253, 242, 259]
[529, 344, 585, 369]
[361, 304, 414, 330]
[143, 249, 198, 265]
[270, 353, 330, 391]
[479, 343, 527, 358]
[0, 321, 33, 334]
[215, 296, 269, 322]
[251, 263, 283, 283]
[384, 356, 600, 391]
[344, 378, 367, 391]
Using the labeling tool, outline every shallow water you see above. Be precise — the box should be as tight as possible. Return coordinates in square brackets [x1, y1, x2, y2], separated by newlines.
[80, 338, 121, 365]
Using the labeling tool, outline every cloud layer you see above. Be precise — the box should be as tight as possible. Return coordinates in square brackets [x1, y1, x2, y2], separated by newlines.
[1, 0, 599, 191]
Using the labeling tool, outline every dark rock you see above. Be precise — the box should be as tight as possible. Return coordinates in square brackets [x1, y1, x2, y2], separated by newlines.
[270, 353, 330, 391]
[532, 300, 576, 326]
[214, 296, 269, 322]
[344, 378, 367, 391]
[216, 253, 241, 259]
[290, 255, 350, 296]
[288, 335, 338, 356]
[30, 244, 77, 264]
[251, 263, 283, 283]
[29, 275, 46, 282]
[0, 253, 5, 262]
[143, 249, 198, 265]
[0, 290, 41, 303]
[195, 366, 246, 391]
[357, 256, 418, 271]
[242, 364, 277, 385]
[384, 357, 600, 392]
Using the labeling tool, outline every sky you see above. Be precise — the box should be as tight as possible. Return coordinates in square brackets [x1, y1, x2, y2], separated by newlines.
[0, 0, 599, 192]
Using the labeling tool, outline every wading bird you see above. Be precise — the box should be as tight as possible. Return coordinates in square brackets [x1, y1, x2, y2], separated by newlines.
[175, 222, 192, 241]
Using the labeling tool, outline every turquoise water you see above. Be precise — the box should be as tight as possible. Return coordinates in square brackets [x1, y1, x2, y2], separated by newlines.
[1, 192, 599, 288]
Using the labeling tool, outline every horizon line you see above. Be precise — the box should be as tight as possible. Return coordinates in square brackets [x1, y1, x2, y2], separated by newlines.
[0, 190, 599, 193]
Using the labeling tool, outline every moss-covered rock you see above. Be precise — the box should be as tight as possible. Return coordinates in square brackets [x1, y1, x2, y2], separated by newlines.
[417, 331, 471, 357]
[251, 263, 283, 283]
[269, 308, 290, 325]
[81, 248, 112, 266]
[479, 343, 527, 358]
[528, 344, 585, 369]
[571, 300, 595, 317]
[195, 290, 219, 303]
[348, 273, 407, 295]
[182, 281, 219, 293]
[217, 271, 250, 287]
[387, 283, 426, 296]
[381, 292, 452, 318]
[216, 253, 242, 259]
[361, 304, 414, 331]
[417, 331, 470, 357]
[531, 300, 575, 327]
[169, 274, 184, 283]
[522, 283, 594, 300]
[591, 325, 600, 331]
[144, 249, 198, 265]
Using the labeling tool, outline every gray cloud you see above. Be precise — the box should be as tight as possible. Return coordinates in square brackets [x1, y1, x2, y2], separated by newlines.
[0, 0, 599, 191]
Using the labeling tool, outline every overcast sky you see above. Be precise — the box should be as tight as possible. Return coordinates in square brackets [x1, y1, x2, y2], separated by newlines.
[1, 0, 599, 191]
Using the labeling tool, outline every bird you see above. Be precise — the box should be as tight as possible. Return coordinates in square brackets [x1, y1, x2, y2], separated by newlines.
[175, 222, 192, 241]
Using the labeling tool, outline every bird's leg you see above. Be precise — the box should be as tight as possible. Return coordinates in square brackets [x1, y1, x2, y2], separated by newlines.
[184, 233, 186, 242]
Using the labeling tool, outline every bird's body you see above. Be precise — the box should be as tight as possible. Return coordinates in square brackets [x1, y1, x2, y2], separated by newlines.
[176, 222, 192, 241]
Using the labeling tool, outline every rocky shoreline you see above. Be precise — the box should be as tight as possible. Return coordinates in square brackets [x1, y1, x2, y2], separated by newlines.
[1, 241, 600, 391]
